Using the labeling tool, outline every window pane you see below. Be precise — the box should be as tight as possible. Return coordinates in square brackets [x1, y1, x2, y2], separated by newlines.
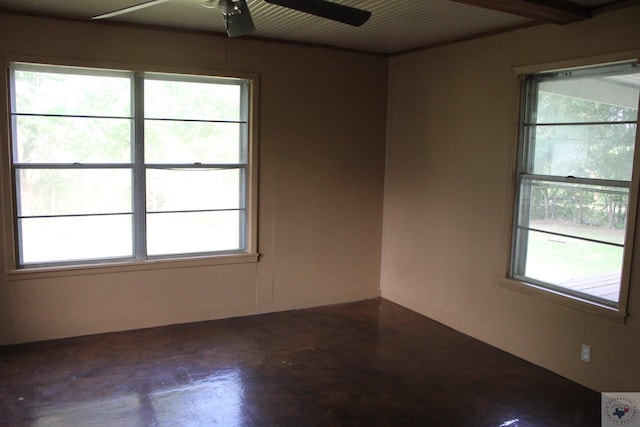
[146, 168, 242, 212]
[513, 63, 640, 308]
[17, 169, 132, 216]
[519, 180, 628, 245]
[14, 69, 131, 117]
[145, 121, 244, 164]
[529, 123, 636, 180]
[519, 229, 622, 303]
[147, 211, 242, 256]
[535, 76, 639, 123]
[15, 116, 132, 163]
[145, 79, 241, 121]
[19, 215, 133, 264]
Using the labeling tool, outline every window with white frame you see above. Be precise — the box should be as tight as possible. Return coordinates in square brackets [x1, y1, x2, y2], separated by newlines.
[9, 62, 254, 268]
[511, 61, 640, 309]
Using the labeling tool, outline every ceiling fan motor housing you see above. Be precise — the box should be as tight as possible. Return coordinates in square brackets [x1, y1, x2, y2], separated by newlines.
[217, 0, 242, 15]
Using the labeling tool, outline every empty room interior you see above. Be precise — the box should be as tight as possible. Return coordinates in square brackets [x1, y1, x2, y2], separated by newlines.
[0, 0, 639, 425]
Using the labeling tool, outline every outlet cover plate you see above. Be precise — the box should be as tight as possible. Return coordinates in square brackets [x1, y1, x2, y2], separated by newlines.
[581, 344, 591, 362]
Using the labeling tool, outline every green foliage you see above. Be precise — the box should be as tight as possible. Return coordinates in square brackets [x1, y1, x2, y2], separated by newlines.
[14, 70, 132, 164]
[528, 183, 628, 231]
[534, 92, 636, 181]
[527, 90, 638, 231]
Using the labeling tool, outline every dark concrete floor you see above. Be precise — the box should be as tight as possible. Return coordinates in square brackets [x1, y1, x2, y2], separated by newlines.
[0, 298, 600, 426]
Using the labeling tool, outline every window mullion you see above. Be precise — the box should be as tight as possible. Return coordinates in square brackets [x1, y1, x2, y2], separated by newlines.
[133, 72, 147, 260]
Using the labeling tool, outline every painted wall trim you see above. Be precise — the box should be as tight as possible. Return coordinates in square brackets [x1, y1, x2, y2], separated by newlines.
[6, 253, 260, 281]
[511, 49, 640, 74]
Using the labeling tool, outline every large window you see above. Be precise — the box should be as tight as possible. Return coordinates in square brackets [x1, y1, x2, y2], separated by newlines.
[511, 62, 640, 310]
[9, 63, 254, 268]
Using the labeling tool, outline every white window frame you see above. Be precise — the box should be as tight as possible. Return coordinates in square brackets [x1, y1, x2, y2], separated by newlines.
[6, 61, 258, 271]
[509, 60, 640, 321]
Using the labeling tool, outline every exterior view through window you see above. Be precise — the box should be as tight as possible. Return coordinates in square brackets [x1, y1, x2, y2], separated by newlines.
[9, 63, 252, 267]
[512, 62, 640, 308]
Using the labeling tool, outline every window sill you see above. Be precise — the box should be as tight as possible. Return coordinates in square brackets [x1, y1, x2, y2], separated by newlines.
[6, 253, 260, 282]
[499, 277, 627, 324]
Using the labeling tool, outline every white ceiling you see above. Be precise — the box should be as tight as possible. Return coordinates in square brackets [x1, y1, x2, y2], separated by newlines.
[0, 0, 631, 54]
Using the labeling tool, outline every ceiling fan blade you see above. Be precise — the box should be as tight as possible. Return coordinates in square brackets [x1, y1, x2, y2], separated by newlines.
[225, 0, 256, 37]
[264, 0, 371, 26]
[92, 0, 173, 20]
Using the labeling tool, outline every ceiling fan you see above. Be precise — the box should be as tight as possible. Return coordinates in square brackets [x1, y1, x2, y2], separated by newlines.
[93, 0, 372, 38]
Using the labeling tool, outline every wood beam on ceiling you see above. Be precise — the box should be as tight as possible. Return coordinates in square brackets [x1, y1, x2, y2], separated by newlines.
[448, 0, 591, 24]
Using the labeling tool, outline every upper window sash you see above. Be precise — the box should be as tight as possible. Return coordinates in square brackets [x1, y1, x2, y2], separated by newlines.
[520, 65, 639, 181]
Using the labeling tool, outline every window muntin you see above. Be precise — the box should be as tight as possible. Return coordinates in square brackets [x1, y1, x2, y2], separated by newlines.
[512, 62, 640, 308]
[9, 63, 252, 268]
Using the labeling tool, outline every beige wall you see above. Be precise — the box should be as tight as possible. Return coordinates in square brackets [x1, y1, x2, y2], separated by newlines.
[0, 13, 387, 344]
[382, 6, 640, 391]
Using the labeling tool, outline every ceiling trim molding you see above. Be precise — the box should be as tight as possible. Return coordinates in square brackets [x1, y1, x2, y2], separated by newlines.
[391, 21, 538, 57]
[592, 0, 640, 15]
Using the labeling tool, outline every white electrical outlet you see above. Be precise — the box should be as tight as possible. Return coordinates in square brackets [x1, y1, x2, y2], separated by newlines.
[581, 344, 591, 362]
